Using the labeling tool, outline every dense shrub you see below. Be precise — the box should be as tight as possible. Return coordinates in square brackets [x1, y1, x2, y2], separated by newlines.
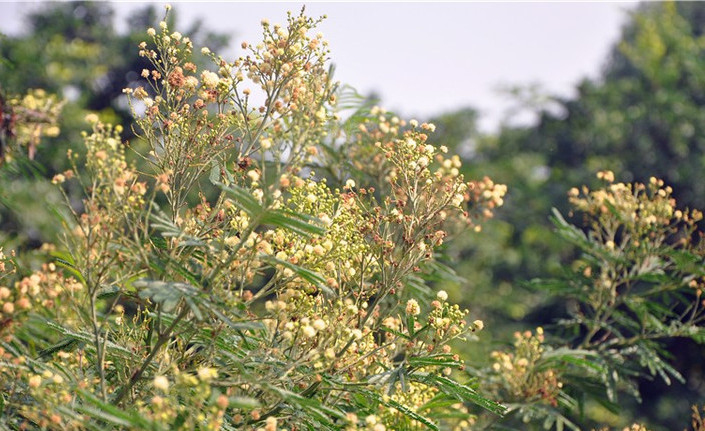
[0, 6, 703, 431]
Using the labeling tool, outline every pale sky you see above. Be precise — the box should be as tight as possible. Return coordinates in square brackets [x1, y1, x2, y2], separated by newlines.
[0, 2, 637, 132]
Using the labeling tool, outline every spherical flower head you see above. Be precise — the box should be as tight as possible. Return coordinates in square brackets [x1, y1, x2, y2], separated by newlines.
[147, 28, 156, 37]
[260, 416, 277, 431]
[85, 113, 99, 124]
[436, 290, 448, 301]
[247, 170, 260, 182]
[184, 76, 199, 90]
[312, 318, 326, 330]
[302, 325, 317, 338]
[197, 367, 218, 381]
[406, 299, 421, 316]
[52, 174, 66, 185]
[201, 71, 219, 89]
[28, 375, 42, 388]
[2, 301, 14, 314]
[153, 375, 169, 392]
[16, 297, 30, 310]
[473, 319, 484, 331]
[216, 394, 229, 409]
[596, 170, 615, 183]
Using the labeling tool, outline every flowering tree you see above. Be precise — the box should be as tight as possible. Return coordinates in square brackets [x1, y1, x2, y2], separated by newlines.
[1, 6, 705, 431]
[0, 8, 506, 430]
[472, 172, 705, 429]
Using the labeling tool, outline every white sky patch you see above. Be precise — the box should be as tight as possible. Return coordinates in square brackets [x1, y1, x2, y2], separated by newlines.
[0, 1, 637, 132]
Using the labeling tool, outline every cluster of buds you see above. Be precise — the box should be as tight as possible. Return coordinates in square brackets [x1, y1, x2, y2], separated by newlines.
[489, 328, 563, 407]
[569, 171, 702, 235]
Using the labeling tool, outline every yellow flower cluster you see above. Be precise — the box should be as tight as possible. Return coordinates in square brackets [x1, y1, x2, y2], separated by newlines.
[569, 171, 702, 235]
[80, 119, 146, 210]
[0, 263, 81, 339]
[237, 12, 333, 149]
[489, 328, 563, 407]
[568, 171, 705, 303]
[18, 351, 95, 430]
[0, 260, 94, 430]
[263, 291, 378, 374]
[3, 88, 63, 161]
[136, 366, 230, 430]
[274, 176, 377, 293]
[1, 8, 505, 430]
[344, 106, 507, 279]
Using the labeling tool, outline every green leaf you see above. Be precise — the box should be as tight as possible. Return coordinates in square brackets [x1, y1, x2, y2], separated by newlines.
[150, 234, 168, 250]
[540, 348, 605, 374]
[413, 373, 506, 416]
[215, 182, 263, 217]
[357, 388, 439, 430]
[406, 314, 416, 338]
[635, 343, 685, 385]
[184, 296, 204, 321]
[417, 394, 461, 413]
[96, 284, 121, 299]
[379, 326, 411, 341]
[44, 322, 134, 359]
[210, 307, 264, 332]
[210, 159, 221, 184]
[229, 396, 261, 409]
[261, 208, 326, 237]
[262, 256, 335, 297]
[382, 397, 439, 430]
[38, 337, 81, 359]
[51, 253, 86, 285]
[73, 389, 154, 428]
[550, 208, 614, 261]
[408, 354, 463, 369]
[267, 386, 346, 426]
[135, 279, 199, 313]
